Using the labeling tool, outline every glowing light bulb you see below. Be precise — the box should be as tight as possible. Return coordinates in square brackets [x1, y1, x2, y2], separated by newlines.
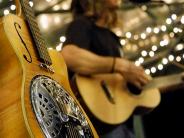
[158, 64, 163, 70]
[4, 9, 9, 15]
[176, 56, 181, 62]
[60, 36, 66, 43]
[162, 58, 168, 65]
[151, 67, 156, 73]
[141, 50, 147, 57]
[168, 55, 174, 61]
[125, 32, 132, 38]
[145, 69, 150, 75]
[10, 5, 16, 10]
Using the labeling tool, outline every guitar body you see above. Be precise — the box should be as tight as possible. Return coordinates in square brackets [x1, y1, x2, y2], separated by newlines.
[0, 14, 98, 137]
[75, 73, 161, 125]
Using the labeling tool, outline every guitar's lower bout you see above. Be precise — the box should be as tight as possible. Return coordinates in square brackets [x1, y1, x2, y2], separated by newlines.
[0, 14, 98, 138]
[30, 75, 94, 138]
[75, 73, 161, 125]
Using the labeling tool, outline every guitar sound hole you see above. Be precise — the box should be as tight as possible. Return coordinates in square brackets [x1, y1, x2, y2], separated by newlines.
[127, 82, 142, 95]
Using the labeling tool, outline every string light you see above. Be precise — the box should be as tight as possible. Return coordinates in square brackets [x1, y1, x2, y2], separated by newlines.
[149, 51, 154, 57]
[61, 2, 70, 10]
[56, 43, 63, 51]
[157, 64, 163, 70]
[169, 32, 175, 38]
[180, 16, 184, 24]
[39, 15, 49, 30]
[53, 5, 60, 11]
[10, 5, 16, 10]
[171, 14, 177, 20]
[168, 55, 174, 61]
[141, 50, 147, 57]
[133, 35, 139, 40]
[29, 1, 34, 7]
[120, 39, 126, 45]
[145, 69, 150, 75]
[3, 9, 9, 15]
[146, 27, 152, 33]
[153, 27, 160, 34]
[151, 67, 157, 73]
[60, 36, 66, 43]
[166, 18, 172, 24]
[173, 27, 179, 33]
[176, 56, 181, 62]
[152, 45, 158, 51]
[161, 25, 167, 32]
[175, 44, 183, 51]
[140, 33, 146, 39]
[125, 32, 132, 38]
[138, 57, 144, 64]
[141, 5, 147, 11]
[162, 58, 168, 65]
[135, 61, 141, 66]
[178, 28, 183, 33]
[143, 54, 183, 75]
[115, 30, 123, 37]
[160, 39, 169, 47]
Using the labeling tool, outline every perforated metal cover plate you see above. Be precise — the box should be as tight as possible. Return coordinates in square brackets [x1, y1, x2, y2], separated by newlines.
[30, 75, 94, 138]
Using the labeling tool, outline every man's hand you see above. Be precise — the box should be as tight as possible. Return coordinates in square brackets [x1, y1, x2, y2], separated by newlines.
[114, 58, 150, 89]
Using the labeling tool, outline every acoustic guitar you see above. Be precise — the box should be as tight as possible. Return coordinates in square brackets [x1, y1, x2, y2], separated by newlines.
[0, 0, 98, 137]
[74, 72, 184, 125]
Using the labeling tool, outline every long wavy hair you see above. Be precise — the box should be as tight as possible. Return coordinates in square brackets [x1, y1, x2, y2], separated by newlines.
[70, 0, 118, 28]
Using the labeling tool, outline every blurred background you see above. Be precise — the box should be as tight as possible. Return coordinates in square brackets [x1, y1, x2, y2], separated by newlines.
[0, 0, 184, 137]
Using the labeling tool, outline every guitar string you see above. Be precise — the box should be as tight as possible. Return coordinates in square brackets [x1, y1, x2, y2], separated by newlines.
[22, 0, 46, 62]
[27, 5, 49, 65]
[29, 2, 52, 73]
[23, 0, 51, 67]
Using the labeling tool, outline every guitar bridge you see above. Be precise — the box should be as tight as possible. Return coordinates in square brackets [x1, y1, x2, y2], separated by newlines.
[40, 63, 55, 73]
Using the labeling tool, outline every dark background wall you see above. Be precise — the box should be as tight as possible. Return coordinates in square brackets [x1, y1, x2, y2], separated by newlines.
[143, 79, 184, 138]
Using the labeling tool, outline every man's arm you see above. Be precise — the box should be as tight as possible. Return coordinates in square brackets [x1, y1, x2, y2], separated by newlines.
[61, 45, 114, 75]
[61, 45, 149, 88]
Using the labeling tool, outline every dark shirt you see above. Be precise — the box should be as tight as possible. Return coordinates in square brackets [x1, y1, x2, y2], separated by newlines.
[63, 16, 121, 78]
[63, 16, 134, 137]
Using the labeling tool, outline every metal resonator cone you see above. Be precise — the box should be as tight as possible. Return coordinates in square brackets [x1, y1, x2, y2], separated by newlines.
[31, 75, 93, 138]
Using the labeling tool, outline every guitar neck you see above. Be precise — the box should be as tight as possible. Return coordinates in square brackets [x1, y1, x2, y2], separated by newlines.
[20, 0, 52, 65]
[144, 73, 184, 93]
